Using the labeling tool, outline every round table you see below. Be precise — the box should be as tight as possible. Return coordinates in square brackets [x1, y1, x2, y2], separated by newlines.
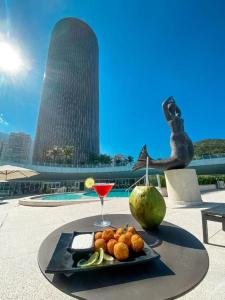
[38, 214, 209, 300]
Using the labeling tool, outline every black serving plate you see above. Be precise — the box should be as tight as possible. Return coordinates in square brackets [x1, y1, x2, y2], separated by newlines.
[45, 231, 160, 275]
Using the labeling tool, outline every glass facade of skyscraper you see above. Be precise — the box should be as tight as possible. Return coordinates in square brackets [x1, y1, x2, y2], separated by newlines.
[33, 18, 99, 165]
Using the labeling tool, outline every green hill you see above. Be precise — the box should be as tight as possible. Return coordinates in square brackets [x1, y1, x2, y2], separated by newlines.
[194, 139, 225, 158]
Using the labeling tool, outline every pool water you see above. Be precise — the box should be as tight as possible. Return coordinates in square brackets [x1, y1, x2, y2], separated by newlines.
[41, 189, 130, 201]
[42, 193, 82, 200]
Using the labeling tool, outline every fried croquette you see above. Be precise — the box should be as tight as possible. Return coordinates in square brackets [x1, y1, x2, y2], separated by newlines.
[114, 233, 121, 241]
[131, 234, 144, 252]
[114, 242, 129, 261]
[102, 228, 114, 242]
[95, 238, 107, 251]
[94, 231, 102, 240]
[127, 226, 136, 234]
[116, 227, 125, 235]
[125, 231, 133, 238]
[118, 233, 131, 247]
[107, 239, 117, 255]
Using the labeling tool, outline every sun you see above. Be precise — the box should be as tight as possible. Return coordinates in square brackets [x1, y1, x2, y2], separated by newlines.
[0, 42, 23, 74]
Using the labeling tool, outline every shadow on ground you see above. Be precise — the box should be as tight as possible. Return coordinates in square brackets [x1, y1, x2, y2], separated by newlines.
[174, 201, 225, 209]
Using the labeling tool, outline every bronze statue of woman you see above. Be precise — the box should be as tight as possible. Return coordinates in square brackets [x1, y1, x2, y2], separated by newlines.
[133, 96, 194, 171]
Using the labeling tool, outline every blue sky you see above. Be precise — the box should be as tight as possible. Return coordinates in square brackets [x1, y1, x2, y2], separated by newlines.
[0, 0, 225, 159]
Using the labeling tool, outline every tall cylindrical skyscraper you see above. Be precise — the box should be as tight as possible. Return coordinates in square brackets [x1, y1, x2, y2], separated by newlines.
[33, 18, 99, 165]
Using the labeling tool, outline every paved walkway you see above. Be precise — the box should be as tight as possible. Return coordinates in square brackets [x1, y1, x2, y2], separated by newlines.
[0, 190, 225, 300]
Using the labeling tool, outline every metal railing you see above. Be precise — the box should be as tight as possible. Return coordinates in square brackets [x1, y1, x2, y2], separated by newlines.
[1, 153, 225, 169]
[193, 153, 225, 160]
[32, 161, 134, 168]
[125, 175, 147, 192]
[0, 159, 134, 169]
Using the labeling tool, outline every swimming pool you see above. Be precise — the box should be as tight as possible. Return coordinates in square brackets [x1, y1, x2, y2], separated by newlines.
[41, 189, 130, 201]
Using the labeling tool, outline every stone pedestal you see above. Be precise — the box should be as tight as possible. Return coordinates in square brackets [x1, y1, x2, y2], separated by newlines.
[164, 169, 202, 207]
[156, 187, 168, 197]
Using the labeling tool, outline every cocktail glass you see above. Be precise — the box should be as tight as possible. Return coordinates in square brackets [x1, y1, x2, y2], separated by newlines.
[93, 183, 114, 227]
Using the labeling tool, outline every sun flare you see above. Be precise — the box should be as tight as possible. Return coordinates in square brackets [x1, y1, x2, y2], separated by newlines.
[0, 42, 23, 74]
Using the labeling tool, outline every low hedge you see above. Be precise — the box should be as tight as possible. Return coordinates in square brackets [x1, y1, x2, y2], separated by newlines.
[148, 175, 166, 188]
[148, 174, 225, 187]
[198, 176, 217, 185]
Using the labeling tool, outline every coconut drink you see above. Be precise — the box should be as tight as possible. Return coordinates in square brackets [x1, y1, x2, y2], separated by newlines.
[130, 156, 166, 230]
[129, 185, 166, 230]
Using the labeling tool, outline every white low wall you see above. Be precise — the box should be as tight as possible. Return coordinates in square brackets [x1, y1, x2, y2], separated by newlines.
[199, 184, 217, 192]
[158, 184, 217, 195]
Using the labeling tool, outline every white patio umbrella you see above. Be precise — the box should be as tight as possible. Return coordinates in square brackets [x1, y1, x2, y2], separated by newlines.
[0, 165, 39, 180]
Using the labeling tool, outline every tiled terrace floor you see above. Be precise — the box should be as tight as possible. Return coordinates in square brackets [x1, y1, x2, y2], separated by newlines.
[0, 190, 225, 299]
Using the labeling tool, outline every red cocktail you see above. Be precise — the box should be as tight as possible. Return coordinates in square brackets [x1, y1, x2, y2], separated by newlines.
[93, 183, 114, 198]
[93, 183, 114, 227]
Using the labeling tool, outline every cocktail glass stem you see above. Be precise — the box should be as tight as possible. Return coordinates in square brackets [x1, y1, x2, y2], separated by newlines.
[100, 197, 104, 224]
[93, 183, 113, 227]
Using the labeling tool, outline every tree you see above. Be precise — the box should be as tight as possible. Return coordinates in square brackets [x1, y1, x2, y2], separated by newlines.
[88, 153, 99, 165]
[127, 156, 134, 163]
[113, 154, 126, 166]
[88, 153, 112, 165]
[46, 145, 75, 165]
[63, 146, 74, 164]
[98, 154, 112, 164]
[194, 139, 225, 158]
[46, 146, 63, 164]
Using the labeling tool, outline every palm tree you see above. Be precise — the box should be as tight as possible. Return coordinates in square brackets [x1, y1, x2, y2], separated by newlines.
[63, 146, 74, 164]
[113, 154, 126, 166]
[127, 156, 134, 163]
[98, 154, 112, 165]
[88, 153, 99, 165]
[46, 149, 53, 162]
[46, 146, 63, 164]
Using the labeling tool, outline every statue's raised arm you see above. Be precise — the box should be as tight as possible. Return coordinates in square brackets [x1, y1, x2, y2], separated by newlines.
[162, 97, 174, 121]
[162, 96, 181, 121]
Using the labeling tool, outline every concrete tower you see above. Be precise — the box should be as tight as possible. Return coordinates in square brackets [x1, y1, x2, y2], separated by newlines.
[33, 18, 99, 165]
